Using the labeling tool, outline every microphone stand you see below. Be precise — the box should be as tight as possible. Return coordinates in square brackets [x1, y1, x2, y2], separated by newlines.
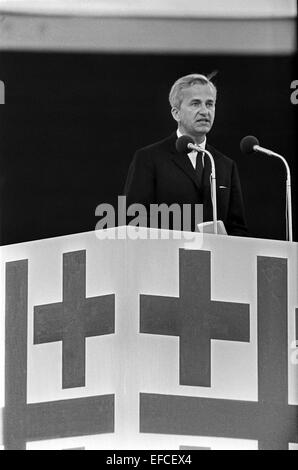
[189, 143, 218, 234]
[203, 148, 218, 235]
[254, 145, 293, 242]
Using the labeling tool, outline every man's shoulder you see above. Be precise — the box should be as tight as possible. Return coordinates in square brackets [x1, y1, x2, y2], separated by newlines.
[207, 144, 235, 168]
[135, 133, 175, 157]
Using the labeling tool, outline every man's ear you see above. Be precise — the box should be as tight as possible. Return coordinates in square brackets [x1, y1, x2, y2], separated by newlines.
[171, 107, 180, 123]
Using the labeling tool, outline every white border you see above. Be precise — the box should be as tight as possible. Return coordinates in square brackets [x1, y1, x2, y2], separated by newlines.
[0, 0, 297, 18]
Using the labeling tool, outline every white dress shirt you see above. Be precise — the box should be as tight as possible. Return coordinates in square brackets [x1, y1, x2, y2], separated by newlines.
[176, 129, 206, 169]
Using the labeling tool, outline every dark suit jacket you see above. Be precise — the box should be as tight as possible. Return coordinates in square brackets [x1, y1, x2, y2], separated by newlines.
[124, 133, 248, 236]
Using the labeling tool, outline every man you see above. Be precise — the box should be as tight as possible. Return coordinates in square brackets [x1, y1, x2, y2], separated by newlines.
[124, 74, 247, 236]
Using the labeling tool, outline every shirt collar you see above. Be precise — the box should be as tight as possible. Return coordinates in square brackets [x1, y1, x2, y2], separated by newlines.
[176, 129, 206, 151]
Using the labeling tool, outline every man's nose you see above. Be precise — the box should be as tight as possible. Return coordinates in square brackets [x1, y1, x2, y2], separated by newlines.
[198, 104, 209, 115]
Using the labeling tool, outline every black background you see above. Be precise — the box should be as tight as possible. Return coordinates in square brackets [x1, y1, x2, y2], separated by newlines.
[0, 51, 297, 245]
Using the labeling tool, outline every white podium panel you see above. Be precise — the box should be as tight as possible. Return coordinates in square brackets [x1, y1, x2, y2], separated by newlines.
[0, 227, 297, 450]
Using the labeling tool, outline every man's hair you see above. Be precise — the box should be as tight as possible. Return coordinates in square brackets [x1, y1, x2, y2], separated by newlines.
[169, 74, 217, 109]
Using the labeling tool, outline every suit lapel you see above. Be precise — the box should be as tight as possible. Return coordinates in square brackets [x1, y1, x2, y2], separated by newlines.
[165, 134, 216, 222]
[167, 133, 203, 191]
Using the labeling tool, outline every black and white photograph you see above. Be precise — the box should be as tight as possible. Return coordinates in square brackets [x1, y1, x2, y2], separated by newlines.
[0, 0, 297, 453]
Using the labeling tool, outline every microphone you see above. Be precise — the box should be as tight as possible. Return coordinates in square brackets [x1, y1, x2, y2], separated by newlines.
[240, 135, 282, 158]
[240, 135, 259, 155]
[176, 135, 195, 153]
[176, 135, 218, 234]
[240, 135, 293, 242]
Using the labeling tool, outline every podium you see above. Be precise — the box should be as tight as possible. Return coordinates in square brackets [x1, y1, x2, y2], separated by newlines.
[0, 227, 297, 450]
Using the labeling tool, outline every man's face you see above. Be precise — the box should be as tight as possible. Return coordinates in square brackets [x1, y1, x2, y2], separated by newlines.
[172, 84, 216, 141]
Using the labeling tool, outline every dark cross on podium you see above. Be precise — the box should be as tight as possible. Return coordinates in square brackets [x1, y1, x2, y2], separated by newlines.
[140, 249, 250, 387]
[4, 254, 115, 450]
[34, 250, 115, 389]
[140, 254, 298, 450]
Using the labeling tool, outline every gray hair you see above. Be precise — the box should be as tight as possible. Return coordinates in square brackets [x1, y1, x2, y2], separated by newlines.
[169, 74, 217, 109]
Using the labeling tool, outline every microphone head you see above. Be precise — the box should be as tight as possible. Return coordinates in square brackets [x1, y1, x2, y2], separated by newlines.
[176, 135, 194, 153]
[240, 135, 260, 155]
